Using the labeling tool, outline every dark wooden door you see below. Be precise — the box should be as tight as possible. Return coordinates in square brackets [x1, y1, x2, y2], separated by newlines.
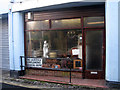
[84, 29, 105, 79]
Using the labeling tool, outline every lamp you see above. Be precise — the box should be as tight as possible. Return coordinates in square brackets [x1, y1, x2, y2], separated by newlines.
[28, 12, 34, 20]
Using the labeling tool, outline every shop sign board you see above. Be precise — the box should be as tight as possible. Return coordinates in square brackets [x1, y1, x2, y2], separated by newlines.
[26, 58, 42, 68]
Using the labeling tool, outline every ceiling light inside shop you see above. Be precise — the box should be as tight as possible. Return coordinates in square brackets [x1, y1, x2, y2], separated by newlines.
[80, 37, 82, 40]
[28, 12, 33, 20]
[87, 21, 104, 25]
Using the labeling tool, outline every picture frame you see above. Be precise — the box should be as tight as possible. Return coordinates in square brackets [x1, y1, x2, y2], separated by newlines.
[73, 59, 82, 69]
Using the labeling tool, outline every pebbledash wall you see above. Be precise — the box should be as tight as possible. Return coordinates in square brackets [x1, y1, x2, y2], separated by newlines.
[0, 0, 119, 87]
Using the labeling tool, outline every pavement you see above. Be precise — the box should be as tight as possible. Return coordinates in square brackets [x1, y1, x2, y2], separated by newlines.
[20, 75, 107, 88]
[1, 72, 120, 90]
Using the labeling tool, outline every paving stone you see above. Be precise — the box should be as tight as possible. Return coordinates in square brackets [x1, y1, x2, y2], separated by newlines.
[2, 73, 110, 89]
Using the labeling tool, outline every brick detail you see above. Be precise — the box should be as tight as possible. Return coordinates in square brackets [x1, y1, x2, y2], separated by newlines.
[25, 69, 82, 78]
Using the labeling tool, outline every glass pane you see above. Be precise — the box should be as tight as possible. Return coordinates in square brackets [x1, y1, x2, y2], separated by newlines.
[84, 17, 104, 27]
[26, 29, 82, 70]
[51, 18, 81, 29]
[86, 30, 103, 70]
[26, 20, 49, 30]
[26, 30, 82, 58]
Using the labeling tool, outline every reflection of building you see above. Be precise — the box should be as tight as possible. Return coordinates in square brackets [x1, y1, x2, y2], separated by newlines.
[1, 0, 120, 88]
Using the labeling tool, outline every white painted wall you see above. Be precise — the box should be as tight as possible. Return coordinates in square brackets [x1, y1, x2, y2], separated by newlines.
[8, 11, 14, 70]
[0, 0, 105, 14]
[118, 1, 120, 81]
[11, 0, 105, 12]
[11, 0, 81, 12]
[105, 0, 119, 82]
[0, 0, 10, 14]
[9, 12, 24, 70]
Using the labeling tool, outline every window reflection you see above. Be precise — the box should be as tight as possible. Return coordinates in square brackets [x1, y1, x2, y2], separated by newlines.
[51, 18, 81, 29]
[84, 17, 104, 27]
[26, 30, 82, 59]
[26, 20, 49, 30]
[26, 30, 82, 70]
[86, 30, 103, 70]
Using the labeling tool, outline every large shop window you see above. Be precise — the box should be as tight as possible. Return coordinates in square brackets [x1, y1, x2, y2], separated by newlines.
[26, 18, 82, 70]
[26, 30, 82, 70]
[26, 30, 82, 58]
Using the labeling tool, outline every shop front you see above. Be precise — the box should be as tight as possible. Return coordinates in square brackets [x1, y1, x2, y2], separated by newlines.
[24, 4, 105, 79]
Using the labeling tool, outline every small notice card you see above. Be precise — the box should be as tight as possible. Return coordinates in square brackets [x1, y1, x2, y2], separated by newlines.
[72, 49, 79, 55]
[27, 58, 42, 68]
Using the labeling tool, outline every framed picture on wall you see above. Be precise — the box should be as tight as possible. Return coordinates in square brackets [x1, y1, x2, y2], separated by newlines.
[73, 60, 82, 69]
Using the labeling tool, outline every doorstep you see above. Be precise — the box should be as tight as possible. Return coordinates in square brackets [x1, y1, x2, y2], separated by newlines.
[20, 75, 108, 88]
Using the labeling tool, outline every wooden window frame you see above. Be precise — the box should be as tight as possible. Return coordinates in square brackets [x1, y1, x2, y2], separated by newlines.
[24, 5, 105, 79]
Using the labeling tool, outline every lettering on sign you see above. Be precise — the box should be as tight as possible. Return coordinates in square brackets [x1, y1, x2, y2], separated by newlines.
[27, 58, 42, 68]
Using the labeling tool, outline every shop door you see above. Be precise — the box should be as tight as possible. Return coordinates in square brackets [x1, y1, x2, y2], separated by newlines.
[84, 29, 105, 79]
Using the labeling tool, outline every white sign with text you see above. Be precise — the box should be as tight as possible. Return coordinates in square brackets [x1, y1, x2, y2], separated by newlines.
[27, 58, 42, 68]
[72, 49, 79, 55]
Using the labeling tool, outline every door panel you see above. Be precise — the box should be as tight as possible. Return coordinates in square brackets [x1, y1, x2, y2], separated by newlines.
[84, 29, 105, 79]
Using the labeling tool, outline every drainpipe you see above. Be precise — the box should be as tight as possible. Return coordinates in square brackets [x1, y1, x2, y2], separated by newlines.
[9, 3, 15, 71]
[11, 10, 15, 70]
